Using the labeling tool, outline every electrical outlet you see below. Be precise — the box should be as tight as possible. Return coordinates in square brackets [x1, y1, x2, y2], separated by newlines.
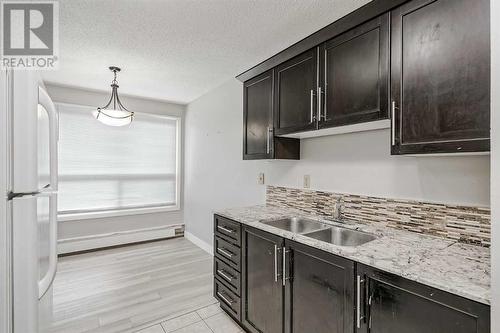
[303, 175, 311, 189]
[258, 173, 265, 185]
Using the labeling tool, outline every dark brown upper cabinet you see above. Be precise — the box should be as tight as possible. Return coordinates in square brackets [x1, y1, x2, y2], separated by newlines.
[318, 13, 389, 128]
[240, 0, 490, 156]
[243, 71, 274, 160]
[391, 0, 490, 155]
[274, 49, 318, 135]
[243, 70, 300, 160]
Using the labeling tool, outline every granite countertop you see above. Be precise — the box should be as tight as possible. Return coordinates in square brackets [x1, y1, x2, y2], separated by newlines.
[215, 205, 490, 305]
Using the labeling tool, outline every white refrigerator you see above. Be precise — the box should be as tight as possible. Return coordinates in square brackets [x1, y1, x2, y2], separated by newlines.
[1, 69, 59, 333]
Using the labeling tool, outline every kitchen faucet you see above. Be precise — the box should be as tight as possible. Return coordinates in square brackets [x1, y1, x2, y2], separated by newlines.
[333, 197, 344, 221]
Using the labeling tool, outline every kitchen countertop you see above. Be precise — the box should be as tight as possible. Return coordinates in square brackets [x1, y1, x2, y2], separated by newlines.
[215, 205, 490, 305]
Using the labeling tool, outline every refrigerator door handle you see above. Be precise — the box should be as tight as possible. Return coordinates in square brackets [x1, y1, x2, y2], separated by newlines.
[38, 192, 57, 299]
[38, 86, 58, 191]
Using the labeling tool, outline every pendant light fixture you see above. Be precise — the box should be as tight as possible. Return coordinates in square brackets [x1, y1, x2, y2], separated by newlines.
[93, 66, 134, 126]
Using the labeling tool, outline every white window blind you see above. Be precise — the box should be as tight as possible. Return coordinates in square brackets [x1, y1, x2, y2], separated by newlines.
[57, 103, 179, 215]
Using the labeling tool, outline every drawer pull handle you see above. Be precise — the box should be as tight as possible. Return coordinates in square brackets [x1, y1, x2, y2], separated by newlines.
[217, 225, 235, 234]
[217, 269, 234, 282]
[218, 248, 234, 258]
[217, 291, 235, 305]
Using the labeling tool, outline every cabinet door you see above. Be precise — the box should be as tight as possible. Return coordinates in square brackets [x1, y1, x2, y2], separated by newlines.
[243, 70, 274, 160]
[274, 49, 318, 135]
[241, 226, 284, 333]
[357, 264, 490, 333]
[391, 0, 490, 154]
[319, 13, 389, 128]
[284, 240, 355, 333]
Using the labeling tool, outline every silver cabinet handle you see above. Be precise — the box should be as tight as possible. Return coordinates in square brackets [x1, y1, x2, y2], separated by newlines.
[266, 126, 271, 154]
[310, 89, 315, 123]
[391, 101, 397, 146]
[282, 247, 290, 286]
[217, 248, 233, 258]
[217, 269, 234, 282]
[217, 291, 235, 305]
[318, 86, 323, 121]
[274, 244, 281, 282]
[217, 225, 234, 234]
[368, 293, 373, 330]
[357, 275, 365, 328]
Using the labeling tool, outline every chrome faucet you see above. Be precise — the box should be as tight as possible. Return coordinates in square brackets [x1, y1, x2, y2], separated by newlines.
[333, 197, 344, 221]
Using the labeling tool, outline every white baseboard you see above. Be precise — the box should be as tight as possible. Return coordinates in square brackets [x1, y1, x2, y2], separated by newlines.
[58, 224, 184, 255]
[184, 231, 213, 256]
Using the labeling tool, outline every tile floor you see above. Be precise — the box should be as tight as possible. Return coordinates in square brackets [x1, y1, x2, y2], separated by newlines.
[136, 304, 244, 333]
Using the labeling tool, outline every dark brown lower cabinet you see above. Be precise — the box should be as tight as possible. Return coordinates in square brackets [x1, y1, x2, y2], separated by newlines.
[219, 218, 490, 333]
[284, 240, 355, 333]
[241, 225, 355, 333]
[241, 226, 284, 333]
[356, 264, 491, 333]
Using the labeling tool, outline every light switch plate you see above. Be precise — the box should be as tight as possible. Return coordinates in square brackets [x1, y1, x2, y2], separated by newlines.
[303, 175, 311, 189]
[258, 173, 265, 185]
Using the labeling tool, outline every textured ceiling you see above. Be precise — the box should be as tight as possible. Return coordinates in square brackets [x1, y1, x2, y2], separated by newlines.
[42, 0, 370, 104]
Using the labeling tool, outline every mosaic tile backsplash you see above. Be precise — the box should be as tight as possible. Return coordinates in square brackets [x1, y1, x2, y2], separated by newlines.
[266, 186, 491, 247]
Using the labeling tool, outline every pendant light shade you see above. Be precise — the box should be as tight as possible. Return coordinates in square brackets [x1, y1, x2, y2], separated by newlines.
[94, 66, 134, 127]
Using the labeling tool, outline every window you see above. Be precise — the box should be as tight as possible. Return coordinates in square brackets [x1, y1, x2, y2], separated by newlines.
[57, 103, 180, 217]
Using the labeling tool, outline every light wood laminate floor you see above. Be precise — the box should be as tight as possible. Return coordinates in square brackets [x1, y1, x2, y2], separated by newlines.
[50, 237, 237, 333]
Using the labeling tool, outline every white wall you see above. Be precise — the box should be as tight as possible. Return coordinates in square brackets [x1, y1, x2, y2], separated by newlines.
[184, 80, 267, 245]
[45, 84, 186, 243]
[491, 0, 499, 329]
[268, 131, 489, 206]
[184, 78, 491, 246]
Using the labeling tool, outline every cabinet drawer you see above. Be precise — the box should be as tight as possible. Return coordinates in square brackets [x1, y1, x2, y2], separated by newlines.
[214, 236, 241, 271]
[214, 257, 241, 296]
[214, 215, 241, 246]
[214, 279, 241, 321]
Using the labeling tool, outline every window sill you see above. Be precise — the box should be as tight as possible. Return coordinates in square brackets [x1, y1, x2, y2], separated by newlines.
[58, 205, 181, 222]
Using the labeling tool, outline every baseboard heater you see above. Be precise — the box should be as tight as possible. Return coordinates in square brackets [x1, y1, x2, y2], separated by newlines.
[57, 224, 184, 255]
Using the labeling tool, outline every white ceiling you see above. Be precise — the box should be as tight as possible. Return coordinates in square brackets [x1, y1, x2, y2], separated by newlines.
[42, 0, 370, 104]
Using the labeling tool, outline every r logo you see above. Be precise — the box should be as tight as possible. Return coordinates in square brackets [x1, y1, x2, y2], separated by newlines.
[2, 2, 55, 56]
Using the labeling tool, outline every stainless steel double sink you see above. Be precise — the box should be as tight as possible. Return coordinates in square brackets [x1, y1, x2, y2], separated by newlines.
[261, 217, 376, 247]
